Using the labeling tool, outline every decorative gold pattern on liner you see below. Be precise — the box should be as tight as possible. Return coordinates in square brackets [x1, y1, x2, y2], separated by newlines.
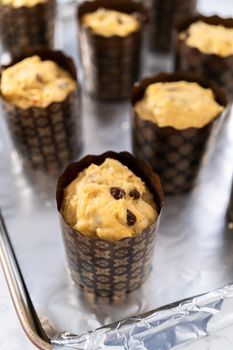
[0, 0, 55, 57]
[175, 15, 233, 99]
[1, 50, 82, 176]
[78, 0, 146, 100]
[131, 73, 227, 194]
[56, 151, 163, 304]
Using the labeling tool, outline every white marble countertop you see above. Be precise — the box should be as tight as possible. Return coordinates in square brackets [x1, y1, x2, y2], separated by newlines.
[0, 0, 232, 349]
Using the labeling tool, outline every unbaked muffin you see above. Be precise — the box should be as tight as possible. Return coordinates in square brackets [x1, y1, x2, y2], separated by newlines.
[56, 151, 163, 303]
[0, 0, 55, 57]
[77, 0, 146, 100]
[132, 73, 227, 194]
[175, 15, 233, 99]
[0, 50, 82, 175]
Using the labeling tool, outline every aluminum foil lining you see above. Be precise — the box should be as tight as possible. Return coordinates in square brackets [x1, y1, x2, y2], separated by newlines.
[51, 283, 233, 349]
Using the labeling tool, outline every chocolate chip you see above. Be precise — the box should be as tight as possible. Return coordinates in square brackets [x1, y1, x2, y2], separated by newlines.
[36, 74, 44, 83]
[127, 209, 136, 226]
[117, 17, 123, 24]
[110, 187, 126, 200]
[129, 188, 140, 200]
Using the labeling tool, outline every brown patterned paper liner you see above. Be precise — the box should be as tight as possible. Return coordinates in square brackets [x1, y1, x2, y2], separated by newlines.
[0, 0, 55, 58]
[227, 181, 233, 229]
[150, 0, 196, 52]
[131, 72, 228, 194]
[0, 49, 82, 176]
[175, 15, 233, 100]
[56, 151, 164, 304]
[77, 0, 147, 101]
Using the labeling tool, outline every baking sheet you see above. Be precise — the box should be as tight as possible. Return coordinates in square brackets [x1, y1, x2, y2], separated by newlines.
[0, 0, 233, 344]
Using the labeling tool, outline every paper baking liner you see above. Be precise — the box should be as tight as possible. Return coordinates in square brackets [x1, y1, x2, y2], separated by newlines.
[0, 49, 82, 176]
[227, 181, 233, 229]
[175, 15, 233, 100]
[131, 72, 228, 194]
[56, 151, 163, 304]
[77, 0, 147, 101]
[0, 0, 55, 58]
[150, 0, 196, 52]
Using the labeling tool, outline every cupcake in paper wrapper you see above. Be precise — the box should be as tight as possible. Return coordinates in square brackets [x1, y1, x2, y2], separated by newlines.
[0, 0, 55, 58]
[56, 151, 163, 304]
[175, 15, 233, 100]
[77, 0, 147, 101]
[150, 0, 196, 52]
[132, 72, 228, 194]
[0, 50, 82, 176]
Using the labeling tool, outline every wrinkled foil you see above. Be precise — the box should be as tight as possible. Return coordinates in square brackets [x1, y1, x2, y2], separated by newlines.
[51, 284, 233, 349]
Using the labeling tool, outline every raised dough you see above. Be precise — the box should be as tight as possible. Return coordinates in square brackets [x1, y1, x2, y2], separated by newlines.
[180, 21, 233, 57]
[1, 56, 77, 109]
[0, 0, 47, 8]
[134, 81, 223, 130]
[62, 158, 157, 241]
[81, 8, 140, 37]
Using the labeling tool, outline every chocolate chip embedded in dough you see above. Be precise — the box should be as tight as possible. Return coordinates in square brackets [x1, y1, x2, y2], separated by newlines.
[129, 188, 140, 200]
[110, 187, 126, 200]
[36, 74, 44, 83]
[117, 17, 123, 24]
[127, 209, 136, 226]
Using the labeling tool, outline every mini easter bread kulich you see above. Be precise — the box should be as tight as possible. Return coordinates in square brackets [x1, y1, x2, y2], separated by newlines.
[56, 151, 163, 304]
[77, 0, 147, 100]
[132, 72, 228, 194]
[0, 0, 55, 57]
[175, 15, 233, 100]
[0, 50, 82, 175]
[149, 0, 196, 52]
